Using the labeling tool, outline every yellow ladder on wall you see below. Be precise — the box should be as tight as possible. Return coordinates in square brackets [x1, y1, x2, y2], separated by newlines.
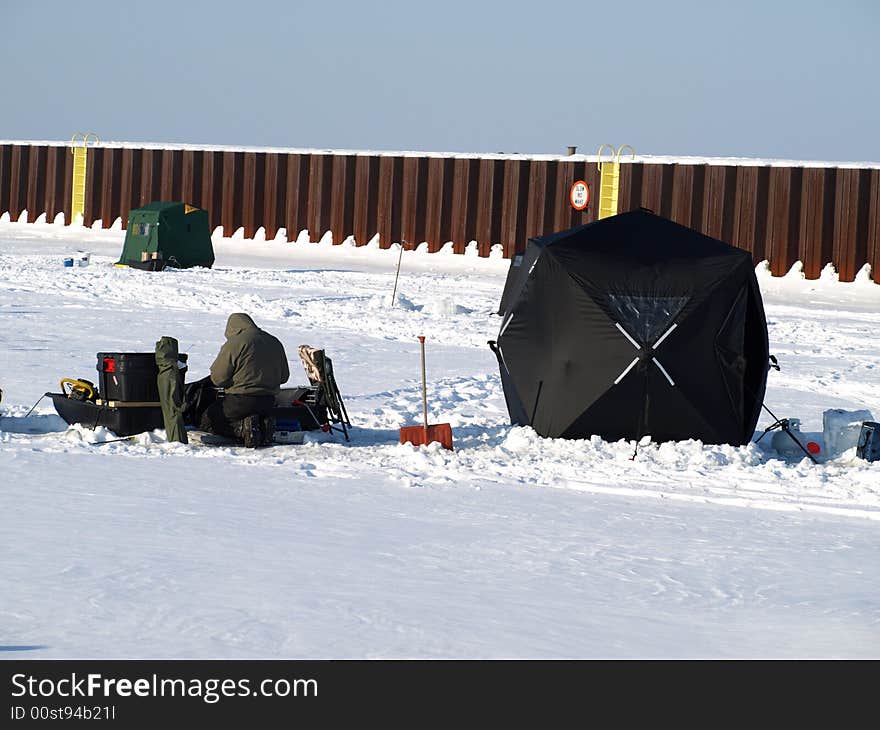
[70, 133, 99, 224]
[597, 144, 635, 219]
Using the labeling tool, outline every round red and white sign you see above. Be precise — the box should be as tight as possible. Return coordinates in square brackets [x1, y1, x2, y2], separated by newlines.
[570, 180, 590, 211]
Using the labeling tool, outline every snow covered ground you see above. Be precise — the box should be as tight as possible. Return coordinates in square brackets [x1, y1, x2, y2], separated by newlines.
[1, 216, 878, 658]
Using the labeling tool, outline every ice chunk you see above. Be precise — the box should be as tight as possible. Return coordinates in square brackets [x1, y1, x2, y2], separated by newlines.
[423, 297, 469, 316]
[823, 408, 874, 456]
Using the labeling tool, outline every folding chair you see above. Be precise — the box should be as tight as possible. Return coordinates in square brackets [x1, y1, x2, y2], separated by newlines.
[296, 345, 352, 440]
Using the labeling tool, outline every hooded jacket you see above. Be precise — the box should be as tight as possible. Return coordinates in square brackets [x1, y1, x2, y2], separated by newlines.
[209, 313, 290, 397]
[155, 335, 187, 443]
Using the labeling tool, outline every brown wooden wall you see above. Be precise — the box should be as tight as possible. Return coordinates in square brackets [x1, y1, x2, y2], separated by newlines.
[0, 143, 877, 283]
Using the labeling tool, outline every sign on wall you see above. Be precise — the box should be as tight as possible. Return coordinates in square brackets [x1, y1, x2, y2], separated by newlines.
[569, 180, 590, 211]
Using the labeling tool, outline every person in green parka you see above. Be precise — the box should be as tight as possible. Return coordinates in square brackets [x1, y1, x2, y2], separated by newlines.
[199, 313, 290, 448]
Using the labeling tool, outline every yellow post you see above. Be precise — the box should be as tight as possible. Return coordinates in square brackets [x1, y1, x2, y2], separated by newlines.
[597, 144, 635, 219]
[596, 144, 618, 220]
[69, 133, 99, 225]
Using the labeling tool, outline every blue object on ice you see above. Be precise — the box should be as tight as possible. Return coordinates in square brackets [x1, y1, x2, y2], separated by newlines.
[276, 418, 301, 432]
[63, 257, 74, 267]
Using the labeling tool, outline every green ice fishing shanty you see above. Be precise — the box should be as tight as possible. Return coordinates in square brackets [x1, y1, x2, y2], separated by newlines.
[117, 202, 215, 271]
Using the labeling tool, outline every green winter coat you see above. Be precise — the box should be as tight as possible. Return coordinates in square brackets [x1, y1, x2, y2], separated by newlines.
[209, 313, 290, 397]
[155, 335, 188, 444]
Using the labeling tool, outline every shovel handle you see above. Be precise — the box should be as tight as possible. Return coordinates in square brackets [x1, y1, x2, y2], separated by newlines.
[418, 336, 428, 432]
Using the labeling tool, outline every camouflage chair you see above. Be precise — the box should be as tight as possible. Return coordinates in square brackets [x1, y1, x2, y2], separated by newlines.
[297, 345, 351, 440]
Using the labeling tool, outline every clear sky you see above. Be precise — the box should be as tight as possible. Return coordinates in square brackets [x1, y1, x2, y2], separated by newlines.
[3, 0, 878, 161]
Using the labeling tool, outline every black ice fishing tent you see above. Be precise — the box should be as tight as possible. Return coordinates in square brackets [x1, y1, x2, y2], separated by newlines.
[491, 209, 769, 446]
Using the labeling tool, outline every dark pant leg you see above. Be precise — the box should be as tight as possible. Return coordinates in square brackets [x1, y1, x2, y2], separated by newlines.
[200, 394, 275, 437]
[199, 398, 233, 437]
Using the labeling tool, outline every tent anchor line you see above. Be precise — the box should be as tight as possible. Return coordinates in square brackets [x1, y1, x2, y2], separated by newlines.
[613, 322, 678, 387]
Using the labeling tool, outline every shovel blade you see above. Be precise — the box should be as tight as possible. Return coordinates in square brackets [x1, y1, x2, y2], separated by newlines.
[399, 423, 454, 450]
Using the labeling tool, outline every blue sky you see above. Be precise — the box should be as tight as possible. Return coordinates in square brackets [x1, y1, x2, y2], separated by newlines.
[3, 0, 878, 160]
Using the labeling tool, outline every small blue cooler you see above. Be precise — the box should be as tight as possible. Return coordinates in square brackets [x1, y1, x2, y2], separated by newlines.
[275, 417, 301, 432]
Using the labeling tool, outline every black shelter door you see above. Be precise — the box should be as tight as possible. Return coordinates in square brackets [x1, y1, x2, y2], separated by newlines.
[578, 279, 752, 444]
[605, 293, 689, 388]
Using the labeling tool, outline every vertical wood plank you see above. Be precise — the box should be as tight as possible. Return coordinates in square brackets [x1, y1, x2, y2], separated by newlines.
[262, 153, 280, 241]
[376, 156, 394, 247]
[765, 167, 801, 276]
[732, 167, 758, 260]
[833, 168, 861, 282]
[285, 153, 310, 241]
[449, 158, 479, 253]
[199, 151, 214, 218]
[400, 156, 428, 247]
[100, 148, 122, 228]
[640, 164, 664, 213]
[476, 159, 504, 256]
[181, 150, 196, 206]
[160, 149, 175, 201]
[552, 160, 575, 231]
[867, 170, 880, 284]
[0, 145, 10, 217]
[376, 156, 403, 248]
[525, 160, 548, 240]
[854, 169, 873, 281]
[242, 151, 258, 238]
[98, 148, 112, 227]
[425, 157, 454, 251]
[798, 168, 831, 279]
[119, 148, 135, 228]
[669, 164, 695, 227]
[438, 157, 455, 247]
[330, 154, 356, 245]
[618, 162, 643, 215]
[307, 154, 332, 241]
[537, 160, 558, 237]
[701, 165, 729, 239]
[501, 159, 530, 258]
[43, 146, 60, 222]
[732, 166, 770, 264]
[221, 151, 242, 236]
[8, 145, 28, 221]
[139, 149, 154, 208]
[54, 146, 70, 224]
[352, 155, 379, 247]
[26, 145, 46, 223]
[62, 145, 73, 224]
[203, 152, 222, 230]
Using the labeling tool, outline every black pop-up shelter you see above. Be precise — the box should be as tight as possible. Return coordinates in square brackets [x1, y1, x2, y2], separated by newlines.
[117, 202, 214, 271]
[491, 209, 769, 446]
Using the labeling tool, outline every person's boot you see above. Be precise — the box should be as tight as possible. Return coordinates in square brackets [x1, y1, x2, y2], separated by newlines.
[260, 415, 275, 447]
[237, 414, 262, 449]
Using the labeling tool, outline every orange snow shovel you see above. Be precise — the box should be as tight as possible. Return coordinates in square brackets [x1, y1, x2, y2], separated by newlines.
[399, 335, 454, 450]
